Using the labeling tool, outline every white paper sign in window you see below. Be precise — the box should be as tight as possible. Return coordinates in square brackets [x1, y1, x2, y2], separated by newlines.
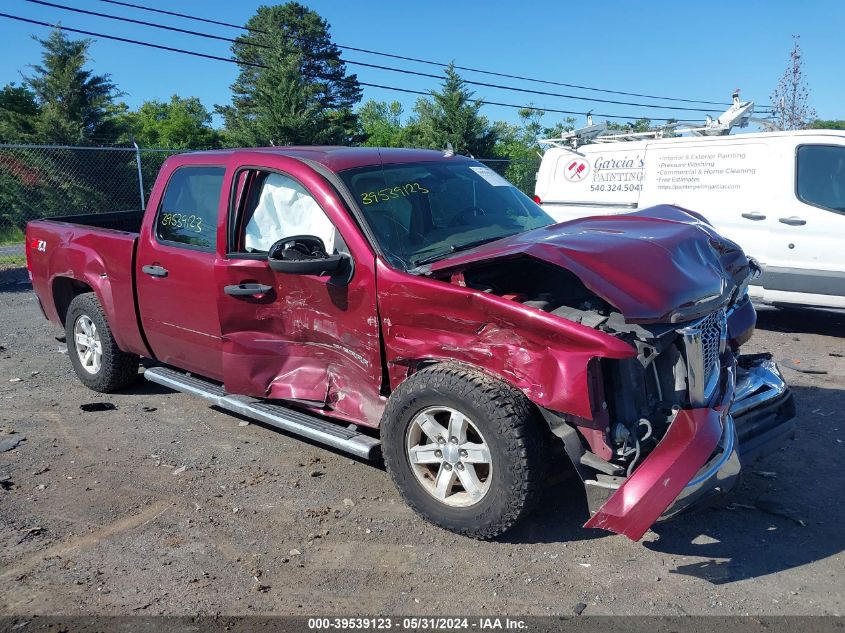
[469, 166, 511, 187]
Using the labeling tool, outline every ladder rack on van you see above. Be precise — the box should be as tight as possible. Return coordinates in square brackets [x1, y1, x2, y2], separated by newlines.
[539, 92, 772, 150]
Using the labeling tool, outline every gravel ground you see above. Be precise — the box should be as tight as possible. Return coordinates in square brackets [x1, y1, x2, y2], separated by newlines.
[0, 266, 843, 617]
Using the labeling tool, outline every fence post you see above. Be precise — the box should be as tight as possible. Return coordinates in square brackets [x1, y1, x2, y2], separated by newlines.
[132, 139, 146, 210]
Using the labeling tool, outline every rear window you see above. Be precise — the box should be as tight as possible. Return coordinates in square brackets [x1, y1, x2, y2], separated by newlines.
[156, 166, 225, 249]
[796, 145, 845, 214]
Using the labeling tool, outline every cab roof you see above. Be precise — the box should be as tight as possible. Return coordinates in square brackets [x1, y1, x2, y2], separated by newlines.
[179, 146, 473, 173]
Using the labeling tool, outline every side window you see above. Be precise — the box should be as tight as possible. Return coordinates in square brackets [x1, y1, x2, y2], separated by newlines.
[796, 145, 845, 215]
[234, 170, 339, 254]
[157, 166, 225, 249]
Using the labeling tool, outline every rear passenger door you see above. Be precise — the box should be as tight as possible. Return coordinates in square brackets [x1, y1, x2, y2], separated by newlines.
[214, 164, 383, 426]
[136, 165, 226, 380]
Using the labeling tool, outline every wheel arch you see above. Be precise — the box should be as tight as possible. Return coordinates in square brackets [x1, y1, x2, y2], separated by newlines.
[52, 276, 94, 327]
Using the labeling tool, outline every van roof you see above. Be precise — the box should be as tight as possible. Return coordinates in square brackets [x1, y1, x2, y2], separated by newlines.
[544, 128, 845, 154]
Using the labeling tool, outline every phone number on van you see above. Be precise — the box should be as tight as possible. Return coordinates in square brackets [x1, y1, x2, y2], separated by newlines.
[589, 184, 643, 192]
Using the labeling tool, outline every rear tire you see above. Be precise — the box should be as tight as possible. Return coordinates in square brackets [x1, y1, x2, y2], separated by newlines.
[381, 363, 545, 539]
[65, 292, 139, 393]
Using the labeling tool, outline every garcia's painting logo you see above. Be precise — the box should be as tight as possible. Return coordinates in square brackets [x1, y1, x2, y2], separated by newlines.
[563, 158, 590, 182]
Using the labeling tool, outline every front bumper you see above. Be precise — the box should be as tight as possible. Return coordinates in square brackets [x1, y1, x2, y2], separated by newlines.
[583, 354, 795, 540]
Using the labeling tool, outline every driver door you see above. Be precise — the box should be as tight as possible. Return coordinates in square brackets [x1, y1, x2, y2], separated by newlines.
[214, 165, 383, 426]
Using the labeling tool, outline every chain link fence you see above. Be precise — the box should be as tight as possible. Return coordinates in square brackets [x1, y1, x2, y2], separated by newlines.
[0, 144, 540, 267]
[0, 144, 178, 265]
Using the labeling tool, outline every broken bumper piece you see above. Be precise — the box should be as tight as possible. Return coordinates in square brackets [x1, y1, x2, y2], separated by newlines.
[584, 355, 795, 541]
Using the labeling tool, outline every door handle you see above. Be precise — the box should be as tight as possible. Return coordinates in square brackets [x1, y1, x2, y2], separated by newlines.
[741, 212, 766, 221]
[224, 283, 273, 297]
[142, 264, 168, 278]
[779, 216, 807, 226]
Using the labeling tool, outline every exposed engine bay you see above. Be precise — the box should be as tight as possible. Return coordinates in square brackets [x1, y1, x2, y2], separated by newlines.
[439, 255, 748, 479]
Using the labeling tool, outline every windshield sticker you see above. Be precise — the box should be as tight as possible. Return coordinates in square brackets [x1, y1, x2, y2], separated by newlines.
[160, 212, 203, 233]
[360, 183, 429, 205]
[469, 166, 510, 187]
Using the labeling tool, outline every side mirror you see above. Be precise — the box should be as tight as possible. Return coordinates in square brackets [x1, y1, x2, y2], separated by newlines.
[267, 235, 353, 285]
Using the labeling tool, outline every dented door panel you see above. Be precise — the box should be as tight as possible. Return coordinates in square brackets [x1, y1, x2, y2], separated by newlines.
[215, 257, 383, 424]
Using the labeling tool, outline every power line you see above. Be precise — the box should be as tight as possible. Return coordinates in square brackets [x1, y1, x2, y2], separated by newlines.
[1, 12, 699, 122]
[97, 0, 261, 34]
[24, 0, 727, 114]
[91, 0, 743, 110]
[24, 0, 269, 49]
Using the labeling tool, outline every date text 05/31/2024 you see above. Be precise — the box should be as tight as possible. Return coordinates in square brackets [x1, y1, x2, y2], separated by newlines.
[307, 617, 529, 630]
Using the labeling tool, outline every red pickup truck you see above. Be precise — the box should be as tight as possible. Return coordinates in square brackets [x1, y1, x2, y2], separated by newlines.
[26, 147, 795, 540]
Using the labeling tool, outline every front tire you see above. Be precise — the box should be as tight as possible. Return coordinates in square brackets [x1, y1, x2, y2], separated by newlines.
[381, 363, 545, 539]
[65, 292, 139, 393]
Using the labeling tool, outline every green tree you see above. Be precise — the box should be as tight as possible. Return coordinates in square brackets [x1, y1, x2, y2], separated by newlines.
[606, 118, 653, 133]
[24, 27, 123, 144]
[413, 63, 497, 157]
[217, 2, 361, 146]
[356, 99, 425, 147]
[0, 27, 138, 237]
[0, 83, 39, 141]
[808, 119, 845, 130]
[123, 96, 222, 149]
[493, 107, 575, 194]
[358, 100, 406, 147]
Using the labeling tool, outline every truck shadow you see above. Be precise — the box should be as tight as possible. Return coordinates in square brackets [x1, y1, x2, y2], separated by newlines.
[504, 384, 845, 585]
[0, 266, 31, 293]
[755, 305, 845, 338]
[636, 382, 843, 584]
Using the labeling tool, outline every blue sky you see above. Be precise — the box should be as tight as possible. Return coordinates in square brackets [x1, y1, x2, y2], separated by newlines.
[1, 0, 843, 130]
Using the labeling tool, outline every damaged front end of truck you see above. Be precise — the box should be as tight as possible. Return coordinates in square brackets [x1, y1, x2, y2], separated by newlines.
[574, 303, 794, 540]
[422, 205, 796, 540]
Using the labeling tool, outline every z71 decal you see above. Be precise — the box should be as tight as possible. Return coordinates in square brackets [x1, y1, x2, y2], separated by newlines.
[30, 238, 47, 253]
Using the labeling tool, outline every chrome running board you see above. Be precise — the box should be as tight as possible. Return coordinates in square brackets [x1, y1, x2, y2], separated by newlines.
[144, 366, 381, 460]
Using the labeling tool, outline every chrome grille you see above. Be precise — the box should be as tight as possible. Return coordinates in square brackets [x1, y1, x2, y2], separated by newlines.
[699, 310, 724, 389]
[678, 309, 727, 406]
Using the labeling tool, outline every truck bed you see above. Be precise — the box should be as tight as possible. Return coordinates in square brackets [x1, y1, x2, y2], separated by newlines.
[26, 212, 149, 358]
[46, 210, 144, 234]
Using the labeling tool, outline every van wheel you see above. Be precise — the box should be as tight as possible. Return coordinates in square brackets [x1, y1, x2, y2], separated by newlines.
[381, 363, 545, 539]
[65, 293, 139, 393]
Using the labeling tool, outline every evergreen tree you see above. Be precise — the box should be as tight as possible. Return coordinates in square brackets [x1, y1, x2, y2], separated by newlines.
[413, 63, 497, 157]
[217, 3, 361, 146]
[24, 27, 123, 144]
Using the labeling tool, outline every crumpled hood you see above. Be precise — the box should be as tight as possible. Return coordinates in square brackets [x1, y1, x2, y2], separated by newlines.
[429, 204, 752, 323]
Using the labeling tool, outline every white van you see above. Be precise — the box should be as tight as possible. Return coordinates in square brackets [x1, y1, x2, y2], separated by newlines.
[534, 130, 845, 310]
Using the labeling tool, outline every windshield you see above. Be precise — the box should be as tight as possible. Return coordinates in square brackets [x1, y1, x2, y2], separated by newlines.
[338, 161, 554, 269]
